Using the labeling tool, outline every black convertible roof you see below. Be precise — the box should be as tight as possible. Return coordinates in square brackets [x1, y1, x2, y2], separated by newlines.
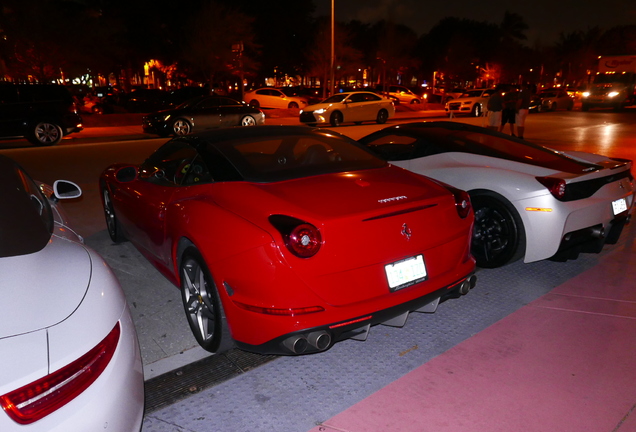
[0, 155, 52, 258]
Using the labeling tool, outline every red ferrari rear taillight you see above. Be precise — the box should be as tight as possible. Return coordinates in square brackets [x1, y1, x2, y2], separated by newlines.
[536, 176, 566, 200]
[0, 322, 121, 425]
[269, 215, 322, 258]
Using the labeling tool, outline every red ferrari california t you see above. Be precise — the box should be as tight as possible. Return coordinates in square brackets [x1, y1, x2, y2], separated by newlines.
[100, 126, 476, 355]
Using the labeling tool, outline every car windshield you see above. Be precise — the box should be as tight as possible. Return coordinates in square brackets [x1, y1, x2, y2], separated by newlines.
[205, 133, 386, 182]
[460, 90, 486, 98]
[322, 94, 348, 103]
[0, 156, 54, 258]
[279, 88, 300, 97]
[594, 73, 634, 84]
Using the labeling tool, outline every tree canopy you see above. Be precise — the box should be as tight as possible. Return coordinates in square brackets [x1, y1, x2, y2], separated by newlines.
[1, 1, 634, 90]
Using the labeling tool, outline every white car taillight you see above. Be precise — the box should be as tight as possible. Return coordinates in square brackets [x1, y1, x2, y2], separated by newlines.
[536, 176, 567, 200]
[0, 322, 120, 424]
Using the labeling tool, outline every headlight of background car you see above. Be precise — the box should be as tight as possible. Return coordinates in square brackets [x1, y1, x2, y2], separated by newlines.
[608, 91, 620, 98]
[582, 91, 590, 98]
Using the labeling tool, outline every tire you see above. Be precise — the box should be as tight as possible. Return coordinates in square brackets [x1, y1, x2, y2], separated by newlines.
[102, 186, 126, 243]
[288, 102, 299, 109]
[330, 111, 343, 127]
[536, 104, 543, 113]
[249, 99, 260, 108]
[471, 104, 481, 117]
[172, 118, 191, 136]
[376, 109, 388, 124]
[28, 121, 63, 146]
[470, 193, 525, 268]
[240, 115, 256, 126]
[410, 99, 421, 104]
[551, 102, 557, 111]
[180, 247, 234, 353]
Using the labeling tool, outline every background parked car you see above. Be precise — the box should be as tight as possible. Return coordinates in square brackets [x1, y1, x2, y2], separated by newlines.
[142, 95, 265, 137]
[0, 155, 144, 431]
[376, 85, 423, 104]
[125, 88, 169, 113]
[299, 91, 395, 126]
[445, 88, 495, 117]
[359, 121, 635, 268]
[244, 87, 309, 109]
[536, 89, 574, 111]
[0, 82, 83, 146]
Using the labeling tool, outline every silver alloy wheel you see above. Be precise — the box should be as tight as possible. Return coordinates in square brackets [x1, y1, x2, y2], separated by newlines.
[376, 109, 388, 124]
[182, 255, 216, 347]
[172, 119, 191, 136]
[330, 111, 342, 127]
[33, 122, 63, 145]
[241, 115, 256, 126]
[102, 188, 125, 243]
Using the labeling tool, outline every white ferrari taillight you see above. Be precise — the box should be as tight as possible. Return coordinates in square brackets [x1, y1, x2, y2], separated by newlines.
[0, 322, 120, 424]
[536, 176, 567, 200]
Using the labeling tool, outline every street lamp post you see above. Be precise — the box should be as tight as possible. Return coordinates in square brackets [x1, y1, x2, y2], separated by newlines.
[330, 0, 335, 97]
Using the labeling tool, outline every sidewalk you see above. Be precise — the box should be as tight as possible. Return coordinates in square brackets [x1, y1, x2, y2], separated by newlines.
[308, 225, 636, 432]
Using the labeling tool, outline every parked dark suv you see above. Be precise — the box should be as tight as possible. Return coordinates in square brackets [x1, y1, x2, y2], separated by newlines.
[0, 83, 83, 146]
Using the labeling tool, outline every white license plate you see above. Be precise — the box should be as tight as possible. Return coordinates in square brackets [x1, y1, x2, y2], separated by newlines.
[612, 198, 628, 215]
[385, 255, 428, 291]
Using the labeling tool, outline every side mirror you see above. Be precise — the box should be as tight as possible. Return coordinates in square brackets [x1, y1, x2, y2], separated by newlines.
[115, 165, 138, 182]
[53, 180, 82, 200]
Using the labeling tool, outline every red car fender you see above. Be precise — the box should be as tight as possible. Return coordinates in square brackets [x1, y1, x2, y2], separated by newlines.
[164, 195, 277, 284]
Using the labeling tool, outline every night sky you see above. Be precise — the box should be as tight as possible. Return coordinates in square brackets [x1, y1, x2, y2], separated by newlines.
[314, 0, 636, 45]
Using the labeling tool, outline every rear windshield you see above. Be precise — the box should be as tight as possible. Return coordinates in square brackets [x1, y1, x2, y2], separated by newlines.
[364, 127, 601, 174]
[431, 129, 600, 173]
[206, 133, 386, 182]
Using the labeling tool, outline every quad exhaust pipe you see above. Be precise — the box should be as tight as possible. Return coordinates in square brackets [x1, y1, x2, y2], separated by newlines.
[458, 274, 477, 295]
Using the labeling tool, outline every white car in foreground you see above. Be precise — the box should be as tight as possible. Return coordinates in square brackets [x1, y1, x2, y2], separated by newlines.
[0, 155, 144, 431]
[360, 122, 635, 268]
[299, 91, 395, 127]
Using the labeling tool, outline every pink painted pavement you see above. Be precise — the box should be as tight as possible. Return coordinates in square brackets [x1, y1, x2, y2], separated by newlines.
[309, 225, 636, 432]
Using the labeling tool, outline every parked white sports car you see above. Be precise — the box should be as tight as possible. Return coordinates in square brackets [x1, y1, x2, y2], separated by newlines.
[359, 122, 635, 268]
[0, 155, 144, 431]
